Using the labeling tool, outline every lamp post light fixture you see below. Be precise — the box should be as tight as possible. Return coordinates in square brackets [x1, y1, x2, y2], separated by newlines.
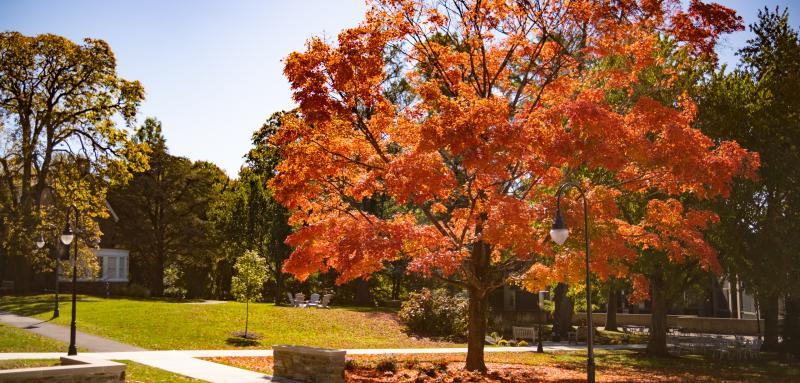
[35, 233, 60, 318]
[550, 181, 595, 383]
[59, 206, 79, 356]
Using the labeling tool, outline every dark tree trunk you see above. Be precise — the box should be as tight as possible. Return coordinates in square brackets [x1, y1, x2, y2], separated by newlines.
[647, 274, 669, 356]
[466, 286, 488, 372]
[9, 254, 32, 294]
[152, 252, 165, 296]
[552, 283, 574, 341]
[762, 293, 780, 351]
[245, 300, 250, 337]
[605, 285, 619, 331]
[354, 278, 372, 306]
[782, 295, 800, 356]
[274, 269, 285, 305]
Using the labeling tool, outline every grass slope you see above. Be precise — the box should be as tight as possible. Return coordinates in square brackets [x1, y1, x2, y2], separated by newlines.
[120, 360, 201, 382]
[0, 295, 455, 350]
[0, 322, 67, 352]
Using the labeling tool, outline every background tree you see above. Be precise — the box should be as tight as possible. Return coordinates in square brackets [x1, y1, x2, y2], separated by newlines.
[105, 118, 228, 297]
[0, 32, 147, 291]
[231, 249, 267, 339]
[273, 0, 750, 370]
[698, 7, 800, 353]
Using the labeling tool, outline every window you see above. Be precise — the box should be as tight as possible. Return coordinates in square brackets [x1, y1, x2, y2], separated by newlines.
[90, 249, 129, 282]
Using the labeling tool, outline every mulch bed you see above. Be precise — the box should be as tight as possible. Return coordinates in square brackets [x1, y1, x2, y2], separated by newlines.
[208, 355, 687, 383]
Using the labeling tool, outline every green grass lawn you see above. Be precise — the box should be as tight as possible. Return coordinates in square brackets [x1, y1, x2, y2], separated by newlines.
[0, 295, 455, 350]
[120, 360, 201, 382]
[0, 359, 60, 370]
[0, 322, 67, 352]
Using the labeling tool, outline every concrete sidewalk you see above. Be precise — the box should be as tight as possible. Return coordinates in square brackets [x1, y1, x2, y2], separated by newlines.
[0, 311, 145, 352]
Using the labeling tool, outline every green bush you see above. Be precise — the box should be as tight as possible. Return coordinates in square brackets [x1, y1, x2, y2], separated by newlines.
[121, 283, 150, 298]
[398, 288, 467, 339]
[518, 340, 529, 347]
[375, 358, 397, 373]
[497, 339, 509, 346]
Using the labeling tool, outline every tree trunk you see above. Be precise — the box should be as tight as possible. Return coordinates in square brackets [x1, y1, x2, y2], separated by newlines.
[782, 295, 800, 356]
[605, 285, 619, 332]
[153, 252, 165, 296]
[647, 274, 669, 356]
[9, 254, 32, 294]
[552, 283, 574, 341]
[465, 287, 488, 372]
[354, 278, 372, 306]
[273, 269, 284, 305]
[762, 293, 780, 351]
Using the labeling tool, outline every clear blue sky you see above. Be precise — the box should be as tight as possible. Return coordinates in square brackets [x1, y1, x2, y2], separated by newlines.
[1, 0, 798, 176]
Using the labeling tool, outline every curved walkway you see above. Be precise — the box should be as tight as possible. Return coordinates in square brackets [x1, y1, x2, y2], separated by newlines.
[0, 311, 144, 352]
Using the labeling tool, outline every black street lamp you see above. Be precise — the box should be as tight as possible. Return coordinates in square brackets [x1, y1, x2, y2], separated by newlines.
[59, 206, 79, 356]
[35, 233, 60, 318]
[550, 181, 595, 383]
[537, 290, 548, 353]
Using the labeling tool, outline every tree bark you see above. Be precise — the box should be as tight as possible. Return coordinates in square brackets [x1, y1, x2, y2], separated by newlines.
[273, 269, 284, 305]
[762, 293, 780, 351]
[605, 285, 619, 331]
[782, 295, 800, 356]
[245, 300, 250, 337]
[647, 273, 669, 356]
[552, 283, 574, 341]
[465, 286, 488, 372]
[152, 252, 165, 296]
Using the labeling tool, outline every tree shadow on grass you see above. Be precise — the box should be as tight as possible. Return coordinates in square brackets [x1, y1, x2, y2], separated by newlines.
[0, 294, 105, 317]
[226, 337, 261, 347]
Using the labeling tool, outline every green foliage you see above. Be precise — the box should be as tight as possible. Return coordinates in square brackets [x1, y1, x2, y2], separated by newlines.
[209, 111, 293, 303]
[0, 32, 147, 290]
[697, 7, 800, 349]
[375, 358, 398, 373]
[398, 288, 467, 338]
[120, 283, 150, 298]
[231, 250, 268, 304]
[105, 118, 229, 297]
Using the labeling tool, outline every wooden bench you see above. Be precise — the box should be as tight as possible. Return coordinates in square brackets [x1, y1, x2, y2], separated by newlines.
[512, 326, 538, 341]
[0, 280, 13, 295]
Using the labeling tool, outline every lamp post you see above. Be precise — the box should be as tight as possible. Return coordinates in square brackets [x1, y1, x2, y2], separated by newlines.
[59, 206, 79, 356]
[550, 181, 595, 383]
[537, 290, 548, 353]
[34, 234, 60, 318]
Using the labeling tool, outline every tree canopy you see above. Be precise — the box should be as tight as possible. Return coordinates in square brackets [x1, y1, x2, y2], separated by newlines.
[0, 32, 147, 290]
[272, 0, 756, 370]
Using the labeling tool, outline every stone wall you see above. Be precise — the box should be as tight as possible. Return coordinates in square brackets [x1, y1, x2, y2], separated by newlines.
[273, 345, 345, 383]
[0, 356, 125, 383]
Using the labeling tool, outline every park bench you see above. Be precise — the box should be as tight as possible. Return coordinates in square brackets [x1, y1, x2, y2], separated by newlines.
[512, 326, 538, 342]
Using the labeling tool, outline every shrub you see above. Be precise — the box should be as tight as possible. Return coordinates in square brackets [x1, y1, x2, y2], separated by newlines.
[497, 339, 509, 346]
[344, 359, 361, 371]
[398, 288, 467, 338]
[122, 283, 150, 298]
[375, 358, 397, 373]
[518, 340, 529, 347]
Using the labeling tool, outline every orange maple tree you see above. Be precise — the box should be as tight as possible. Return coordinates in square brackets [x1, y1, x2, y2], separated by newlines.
[272, 0, 755, 370]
